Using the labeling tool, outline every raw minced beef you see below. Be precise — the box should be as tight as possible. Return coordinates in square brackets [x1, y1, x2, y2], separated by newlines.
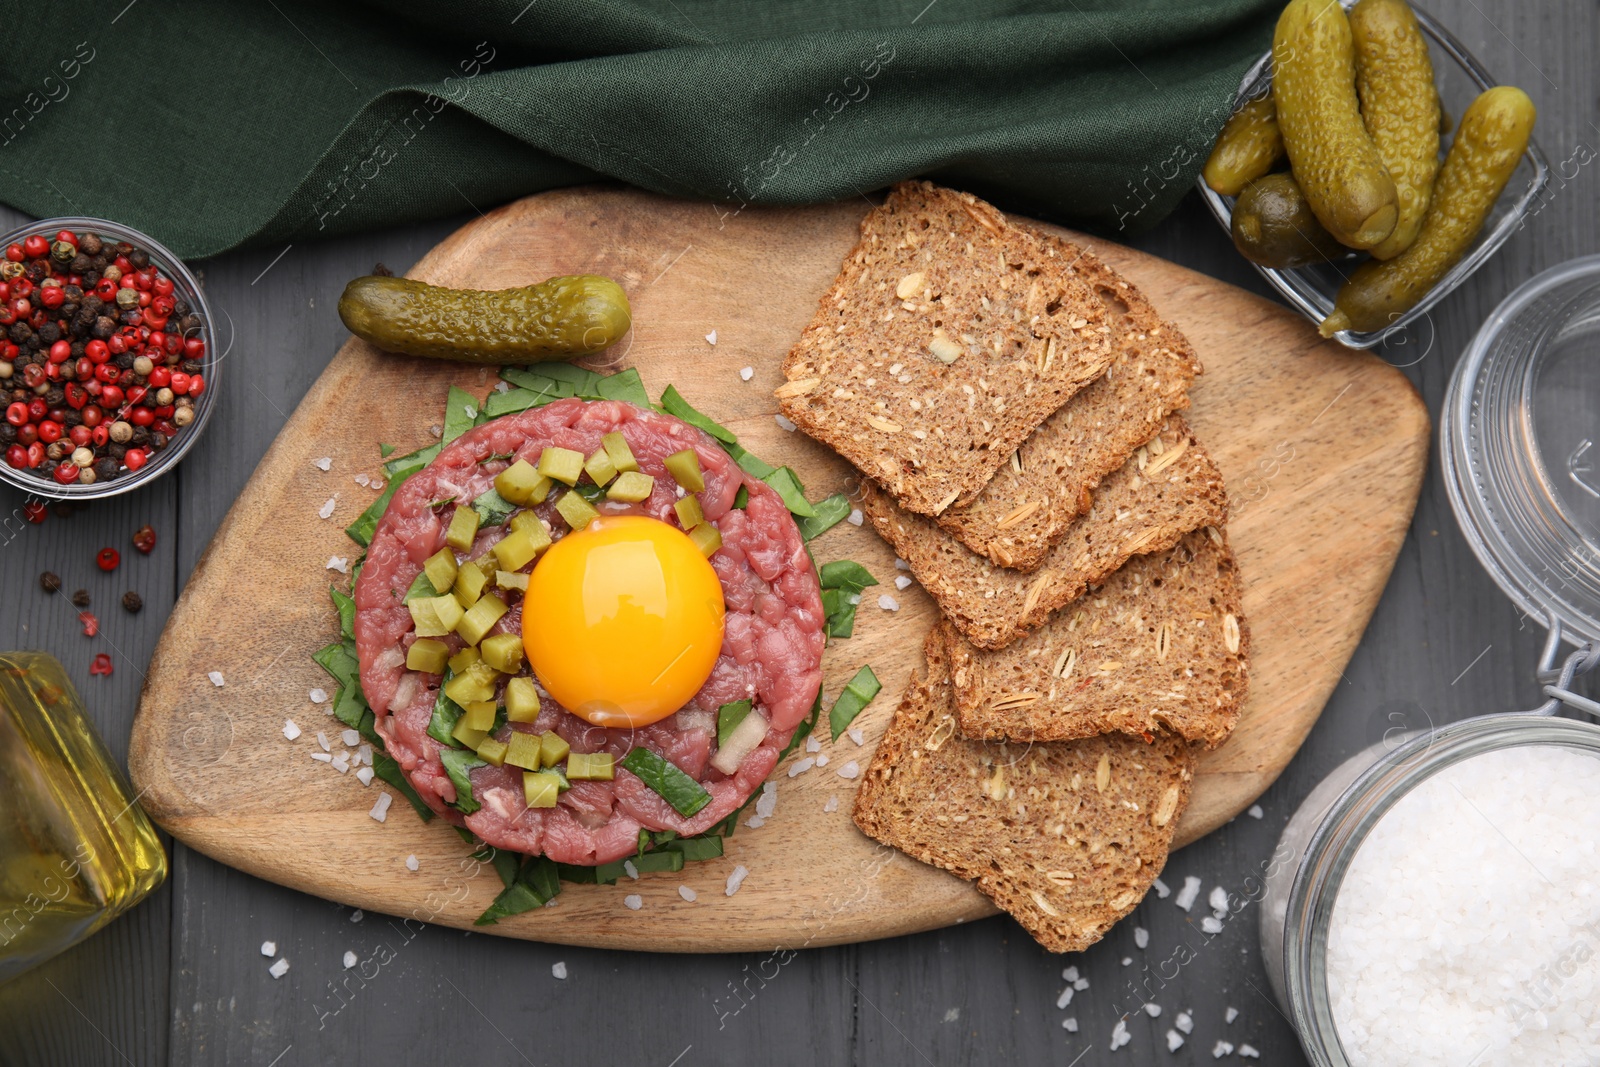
[354, 398, 824, 864]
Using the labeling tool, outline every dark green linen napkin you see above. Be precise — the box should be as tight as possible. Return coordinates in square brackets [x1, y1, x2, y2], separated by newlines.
[0, 0, 1275, 259]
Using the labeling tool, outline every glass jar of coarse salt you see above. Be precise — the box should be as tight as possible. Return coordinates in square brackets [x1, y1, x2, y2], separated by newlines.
[1261, 257, 1600, 1066]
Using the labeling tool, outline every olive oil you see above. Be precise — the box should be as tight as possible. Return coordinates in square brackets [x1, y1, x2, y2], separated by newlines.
[0, 652, 165, 983]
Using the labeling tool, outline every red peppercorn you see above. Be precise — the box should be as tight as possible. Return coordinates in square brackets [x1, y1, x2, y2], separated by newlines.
[26, 441, 44, 467]
[151, 295, 174, 317]
[89, 653, 113, 676]
[37, 420, 61, 444]
[123, 448, 146, 471]
[27, 398, 47, 421]
[5, 444, 26, 469]
[137, 291, 151, 309]
[146, 332, 166, 354]
[94, 363, 119, 384]
[129, 407, 155, 427]
[39, 286, 64, 310]
[72, 357, 91, 381]
[132, 524, 157, 553]
[148, 366, 171, 388]
[90, 424, 108, 447]
[42, 361, 59, 383]
[4, 244, 22, 262]
[68, 425, 91, 447]
[125, 385, 148, 405]
[5, 401, 26, 426]
[152, 276, 173, 296]
[142, 314, 168, 333]
[22, 499, 45, 522]
[79, 610, 98, 636]
[53, 461, 77, 485]
[99, 384, 122, 408]
[183, 336, 205, 359]
[80, 404, 102, 427]
[113, 255, 130, 272]
[16, 424, 37, 447]
[12, 278, 32, 298]
[11, 297, 30, 320]
[85, 339, 108, 363]
[96, 547, 120, 571]
[106, 333, 126, 355]
[54, 230, 76, 247]
[22, 235, 48, 258]
[169, 372, 191, 395]
[153, 419, 176, 437]
[95, 278, 117, 301]
[48, 340, 71, 363]
[153, 404, 174, 418]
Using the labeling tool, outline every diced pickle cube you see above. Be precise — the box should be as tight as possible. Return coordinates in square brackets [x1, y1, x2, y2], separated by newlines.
[584, 448, 617, 487]
[505, 730, 543, 770]
[496, 569, 529, 592]
[664, 449, 705, 492]
[476, 737, 509, 767]
[452, 721, 489, 749]
[536, 447, 585, 487]
[447, 645, 481, 674]
[606, 470, 654, 502]
[509, 511, 545, 536]
[480, 632, 524, 674]
[566, 752, 614, 780]
[405, 638, 450, 674]
[674, 495, 704, 530]
[443, 661, 499, 705]
[456, 593, 509, 645]
[462, 700, 497, 731]
[408, 594, 464, 637]
[422, 549, 458, 596]
[494, 459, 545, 505]
[493, 527, 545, 572]
[523, 770, 561, 808]
[601, 431, 638, 473]
[539, 731, 571, 768]
[445, 505, 480, 552]
[505, 677, 540, 722]
[453, 561, 489, 607]
[554, 490, 599, 532]
[687, 522, 722, 558]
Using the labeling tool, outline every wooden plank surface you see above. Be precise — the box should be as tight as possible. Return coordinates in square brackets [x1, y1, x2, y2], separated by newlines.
[123, 185, 1426, 951]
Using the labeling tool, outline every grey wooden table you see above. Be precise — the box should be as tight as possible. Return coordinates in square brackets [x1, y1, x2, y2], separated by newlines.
[0, 3, 1593, 1062]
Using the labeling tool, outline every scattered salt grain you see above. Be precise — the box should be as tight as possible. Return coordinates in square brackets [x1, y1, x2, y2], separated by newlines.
[1074, 977, 1089, 991]
[788, 757, 815, 777]
[283, 720, 301, 741]
[738, 366, 753, 381]
[774, 414, 796, 432]
[1208, 886, 1229, 915]
[1063, 1018, 1078, 1033]
[309, 752, 333, 764]
[326, 556, 349, 574]
[1143, 1002, 1161, 1017]
[894, 557, 909, 570]
[1152, 877, 1171, 899]
[1062, 966, 1079, 982]
[309, 688, 329, 704]
[463, 405, 477, 419]
[343, 951, 358, 970]
[268, 958, 289, 979]
[706, 330, 718, 346]
[551, 962, 567, 979]
[678, 885, 697, 902]
[405, 855, 419, 872]
[330, 755, 350, 774]
[806, 735, 821, 753]
[356, 744, 372, 765]
[745, 815, 764, 829]
[823, 796, 839, 812]
[1134, 926, 1149, 949]
[1166, 1030, 1184, 1052]
[1212, 1041, 1235, 1058]
[894, 575, 913, 591]
[943, 1008, 960, 1023]
[356, 767, 374, 786]
[318, 497, 337, 520]
[624, 894, 643, 911]
[1239, 1044, 1259, 1058]
[355, 473, 371, 487]
[350, 910, 363, 923]
[816, 754, 829, 767]
[494, 380, 509, 393]
[430, 424, 441, 437]
[1200, 917, 1223, 934]
[369, 793, 392, 822]
[317, 731, 331, 752]
[1056, 987, 1073, 1009]
[878, 595, 899, 612]
[836, 760, 860, 779]
[1122, 957, 1132, 966]
[847, 728, 864, 746]
[1109, 1019, 1131, 1051]
[260, 940, 276, 957]
[1247, 804, 1263, 819]
[755, 782, 777, 819]
[1225, 1007, 1239, 1024]
[341, 729, 361, 747]
[1174, 875, 1201, 912]
[623, 860, 639, 880]
[1175, 1012, 1193, 1034]
[315, 457, 333, 471]
[208, 671, 225, 687]
[847, 509, 864, 527]
[725, 866, 748, 896]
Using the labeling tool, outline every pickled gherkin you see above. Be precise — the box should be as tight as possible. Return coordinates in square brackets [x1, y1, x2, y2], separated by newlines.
[338, 274, 631, 363]
[1231, 173, 1348, 269]
[1203, 93, 1284, 197]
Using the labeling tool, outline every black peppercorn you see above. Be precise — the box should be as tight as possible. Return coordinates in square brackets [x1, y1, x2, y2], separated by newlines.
[0, 424, 13, 444]
[91, 316, 115, 339]
[69, 589, 90, 608]
[181, 359, 203, 374]
[149, 432, 168, 451]
[36, 322, 60, 345]
[81, 271, 99, 289]
[129, 428, 150, 446]
[22, 260, 45, 283]
[63, 408, 81, 427]
[121, 591, 142, 613]
[9, 323, 32, 344]
[94, 457, 117, 481]
[38, 571, 61, 593]
[79, 233, 102, 256]
[114, 352, 134, 370]
[118, 308, 140, 325]
[107, 443, 127, 461]
[128, 249, 148, 269]
[43, 386, 63, 407]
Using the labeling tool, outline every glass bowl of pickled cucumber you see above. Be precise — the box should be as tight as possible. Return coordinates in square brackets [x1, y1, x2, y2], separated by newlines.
[1198, 2, 1550, 349]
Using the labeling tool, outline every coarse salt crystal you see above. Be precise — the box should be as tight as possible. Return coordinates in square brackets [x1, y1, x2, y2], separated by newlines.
[725, 866, 748, 896]
[623, 860, 638, 880]
[326, 556, 349, 574]
[317, 731, 331, 752]
[624, 894, 643, 911]
[1212, 1040, 1235, 1058]
[430, 424, 441, 437]
[1134, 926, 1149, 949]
[1074, 977, 1089, 991]
[369, 793, 392, 822]
[836, 761, 860, 779]
[1239, 1044, 1259, 1058]
[1247, 804, 1263, 819]
[341, 729, 361, 747]
[806, 735, 821, 753]
[330, 755, 350, 774]
[894, 557, 909, 570]
[405, 855, 418, 872]
[310, 752, 333, 764]
[356, 743, 372, 765]
[824, 796, 839, 812]
[1143, 1002, 1161, 1017]
[1166, 1031, 1184, 1052]
[268, 958, 289, 979]
[1200, 917, 1223, 934]
[315, 457, 333, 471]
[1224, 1007, 1239, 1024]
[309, 688, 328, 704]
[745, 816, 765, 829]
[1208, 885, 1229, 915]
[1152, 877, 1171, 899]
[343, 951, 358, 970]
[847, 593, 861, 606]
[354, 473, 370, 487]
[706, 330, 718, 346]
[788, 757, 816, 777]
[847, 509, 864, 526]
[260, 940, 276, 957]
[1109, 1019, 1130, 1051]
[1122, 957, 1132, 966]
[356, 766, 374, 786]
[774, 414, 796, 432]
[1056, 987, 1074, 1008]
[878, 595, 899, 611]
[678, 885, 697, 902]
[319, 497, 337, 519]
[816, 754, 829, 767]
[464, 405, 477, 419]
[350, 910, 363, 923]
[755, 782, 778, 819]
[551, 961, 567, 979]
[1063, 1018, 1078, 1033]
[1175, 875, 1201, 911]
[739, 366, 753, 381]
[283, 720, 301, 741]
[208, 671, 225, 687]
[1175, 1012, 1193, 1034]
[1062, 966, 1079, 982]
[894, 575, 912, 591]
[494, 380, 509, 393]
[848, 728, 864, 746]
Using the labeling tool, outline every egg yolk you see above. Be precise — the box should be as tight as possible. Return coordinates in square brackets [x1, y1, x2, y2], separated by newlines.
[523, 514, 725, 728]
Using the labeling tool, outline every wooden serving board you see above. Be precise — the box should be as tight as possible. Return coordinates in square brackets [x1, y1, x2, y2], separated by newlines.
[128, 186, 1428, 952]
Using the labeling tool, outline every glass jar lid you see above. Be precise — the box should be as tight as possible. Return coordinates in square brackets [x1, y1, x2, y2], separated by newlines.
[1444, 255, 1600, 645]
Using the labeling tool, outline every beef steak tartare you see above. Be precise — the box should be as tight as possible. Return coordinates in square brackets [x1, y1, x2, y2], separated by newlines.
[354, 398, 825, 864]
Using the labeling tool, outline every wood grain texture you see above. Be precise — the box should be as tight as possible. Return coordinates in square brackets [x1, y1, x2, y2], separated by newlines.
[124, 185, 1427, 952]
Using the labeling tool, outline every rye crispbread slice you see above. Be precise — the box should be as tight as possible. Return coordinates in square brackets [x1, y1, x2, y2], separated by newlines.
[933, 245, 1203, 570]
[860, 417, 1229, 650]
[776, 181, 1116, 517]
[944, 528, 1249, 747]
[852, 632, 1195, 954]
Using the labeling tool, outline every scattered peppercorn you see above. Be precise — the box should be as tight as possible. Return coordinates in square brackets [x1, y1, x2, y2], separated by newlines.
[121, 590, 142, 613]
[22, 500, 46, 523]
[38, 570, 60, 592]
[89, 652, 113, 676]
[79, 610, 98, 637]
[95, 546, 119, 571]
[132, 524, 156, 553]
[69, 588, 90, 608]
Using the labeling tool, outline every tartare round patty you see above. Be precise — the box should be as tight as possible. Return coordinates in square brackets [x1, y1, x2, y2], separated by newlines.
[354, 397, 825, 864]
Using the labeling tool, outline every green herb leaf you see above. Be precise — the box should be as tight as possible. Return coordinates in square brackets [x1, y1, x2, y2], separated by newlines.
[379, 443, 397, 458]
[382, 442, 441, 479]
[403, 569, 438, 603]
[818, 560, 878, 638]
[619, 747, 712, 816]
[372, 752, 435, 822]
[725, 441, 776, 480]
[440, 748, 485, 815]
[762, 466, 817, 517]
[659, 385, 737, 444]
[829, 665, 882, 741]
[349, 455, 428, 547]
[594, 367, 650, 408]
[779, 687, 825, 763]
[474, 856, 562, 926]
[482, 387, 544, 418]
[330, 683, 368, 730]
[312, 639, 360, 691]
[733, 485, 749, 509]
[330, 585, 356, 640]
[717, 699, 753, 747]
[357, 709, 383, 749]
[427, 669, 466, 747]
[795, 494, 852, 541]
[820, 587, 859, 639]
[820, 560, 879, 592]
[672, 835, 725, 862]
[442, 386, 479, 443]
[471, 487, 517, 527]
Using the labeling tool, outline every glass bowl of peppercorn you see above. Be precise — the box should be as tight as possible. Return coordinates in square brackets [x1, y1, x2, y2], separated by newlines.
[0, 217, 215, 499]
